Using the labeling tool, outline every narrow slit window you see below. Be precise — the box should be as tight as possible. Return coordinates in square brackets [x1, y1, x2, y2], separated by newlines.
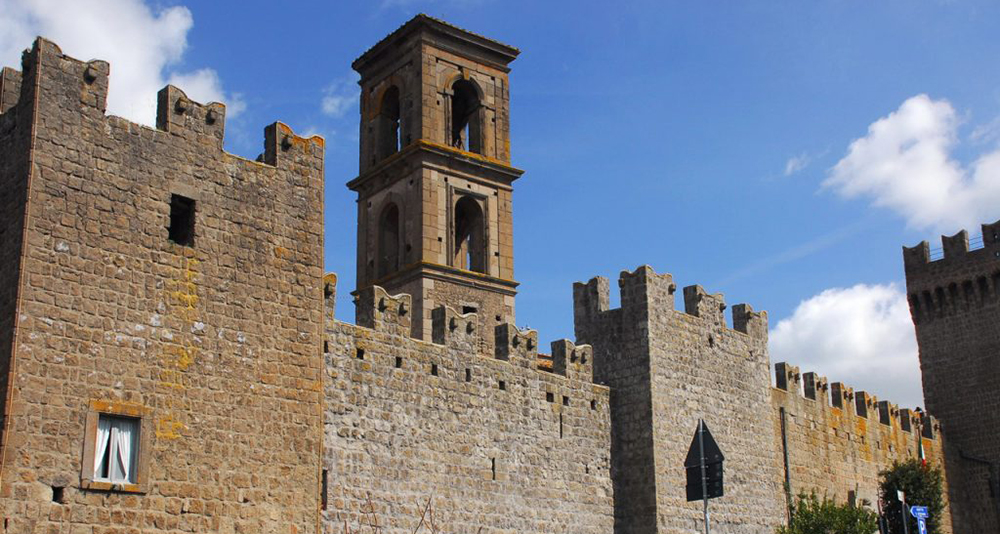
[93, 414, 140, 484]
[168, 194, 195, 246]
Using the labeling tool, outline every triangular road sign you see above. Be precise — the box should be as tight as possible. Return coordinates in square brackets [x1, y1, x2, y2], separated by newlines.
[684, 420, 724, 467]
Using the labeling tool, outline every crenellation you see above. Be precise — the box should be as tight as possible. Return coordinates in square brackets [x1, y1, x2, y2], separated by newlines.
[732, 302, 767, 338]
[831, 381, 854, 411]
[155, 85, 225, 147]
[494, 321, 537, 367]
[775, 362, 801, 392]
[903, 240, 931, 269]
[855, 390, 873, 419]
[942, 229, 969, 259]
[802, 371, 828, 403]
[551, 339, 594, 382]
[431, 303, 478, 351]
[1, 67, 23, 114]
[324, 272, 338, 320]
[355, 284, 412, 335]
[682, 284, 726, 326]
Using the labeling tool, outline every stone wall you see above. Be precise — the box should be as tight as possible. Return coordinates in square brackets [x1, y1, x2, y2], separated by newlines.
[0, 39, 325, 534]
[576, 266, 786, 534]
[904, 224, 1000, 533]
[323, 283, 614, 534]
[0, 62, 31, 466]
[771, 363, 952, 533]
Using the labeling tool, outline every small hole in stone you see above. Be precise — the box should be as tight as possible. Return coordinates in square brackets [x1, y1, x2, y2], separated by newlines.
[546, 392, 554, 403]
[431, 364, 438, 376]
[495, 315, 502, 321]
[395, 356, 403, 368]
[356, 348, 365, 360]
[499, 380, 506, 390]
[52, 486, 65, 504]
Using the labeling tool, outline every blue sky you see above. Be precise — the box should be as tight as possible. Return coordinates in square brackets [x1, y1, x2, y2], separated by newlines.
[4, 0, 1000, 408]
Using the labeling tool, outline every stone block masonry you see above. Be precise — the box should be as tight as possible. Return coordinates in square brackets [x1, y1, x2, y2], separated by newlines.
[771, 364, 952, 534]
[0, 15, 970, 534]
[0, 38, 325, 533]
[323, 282, 614, 533]
[904, 222, 1000, 534]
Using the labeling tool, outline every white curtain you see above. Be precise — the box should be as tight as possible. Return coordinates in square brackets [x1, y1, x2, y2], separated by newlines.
[94, 416, 112, 479]
[114, 418, 137, 482]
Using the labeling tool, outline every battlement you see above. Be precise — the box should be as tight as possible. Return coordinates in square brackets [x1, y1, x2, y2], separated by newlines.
[903, 219, 1000, 269]
[902, 221, 1000, 325]
[773, 361, 939, 439]
[0, 67, 22, 114]
[1, 37, 323, 170]
[355, 284, 413, 336]
[574, 265, 768, 342]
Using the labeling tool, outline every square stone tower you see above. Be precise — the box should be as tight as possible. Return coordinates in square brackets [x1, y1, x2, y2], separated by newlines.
[904, 223, 1000, 533]
[348, 15, 523, 354]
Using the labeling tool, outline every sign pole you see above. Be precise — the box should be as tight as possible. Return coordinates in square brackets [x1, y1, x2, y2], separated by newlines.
[900, 492, 909, 534]
[699, 419, 710, 534]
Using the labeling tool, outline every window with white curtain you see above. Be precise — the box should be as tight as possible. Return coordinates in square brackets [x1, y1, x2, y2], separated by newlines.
[93, 414, 139, 484]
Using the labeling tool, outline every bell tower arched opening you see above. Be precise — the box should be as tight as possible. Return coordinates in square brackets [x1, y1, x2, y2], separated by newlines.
[377, 86, 401, 160]
[378, 202, 401, 278]
[454, 196, 485, 273]
[450, 79, 482, 154]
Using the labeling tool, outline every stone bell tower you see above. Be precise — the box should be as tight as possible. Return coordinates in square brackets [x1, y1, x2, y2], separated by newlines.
[348, 15, 522, 353]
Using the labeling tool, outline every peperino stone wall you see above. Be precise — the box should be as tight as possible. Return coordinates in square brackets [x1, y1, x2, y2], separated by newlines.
[575, 266, 786, 534]
[771, 363, 952, 534]
[0, 39, 325, 533]
[904, 223, 1000, 534]
[321, 280, 614, 534]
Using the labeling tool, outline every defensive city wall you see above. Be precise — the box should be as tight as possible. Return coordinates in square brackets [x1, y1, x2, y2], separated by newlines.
[0, 16, 959, 534]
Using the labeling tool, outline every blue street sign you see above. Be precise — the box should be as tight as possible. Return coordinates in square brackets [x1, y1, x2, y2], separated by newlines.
[910, 505, 929, 534]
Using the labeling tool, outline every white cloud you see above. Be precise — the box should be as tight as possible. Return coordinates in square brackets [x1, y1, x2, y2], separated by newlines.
[784, 152, 811, 176]
[0, 0, 243, 125]
[321, 73, 359, 118]
[769, 283, 924, 408]
[824, 94, 1000, 232]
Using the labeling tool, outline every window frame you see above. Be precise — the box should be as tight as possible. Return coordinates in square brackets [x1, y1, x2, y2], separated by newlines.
[80, 400, 151, 493]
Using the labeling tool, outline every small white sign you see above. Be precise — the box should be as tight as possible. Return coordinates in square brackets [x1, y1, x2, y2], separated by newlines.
[897, 490, 906, 501]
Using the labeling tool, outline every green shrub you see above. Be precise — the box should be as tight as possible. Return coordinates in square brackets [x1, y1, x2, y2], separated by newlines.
[878, 459, 945, 534]
[777, 492, 878, 534]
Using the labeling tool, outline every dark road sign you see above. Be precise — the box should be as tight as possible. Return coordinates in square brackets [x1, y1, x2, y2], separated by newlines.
[685, 420, 725, 502]
[685, 419, 725, 534]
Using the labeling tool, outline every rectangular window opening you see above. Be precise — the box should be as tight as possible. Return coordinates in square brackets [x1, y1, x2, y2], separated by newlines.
[465, 368, 472, 382]
[590, 399, 597, 410]
[559, 413, 564, 439]
[546, 392, 554, 403]
[321, 469, 328, 510]
[562, 396, 570, 406]
[491, 458, 496, 481]
[498, 380, 506, 391]
[356, 348, 365, 360]
[323, 341, 329, 353]
[431, 363, 438, 376]
[462, 306, 478, 315]
[395, 356, 403, 368]
[93, 414, 140, 485]
[51, 486, 65, 504]
[168, 194, 195, 247]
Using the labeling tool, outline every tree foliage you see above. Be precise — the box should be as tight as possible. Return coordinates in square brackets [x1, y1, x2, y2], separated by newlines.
[879, 459, 945, 534]
[776, 492, 879, 534]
